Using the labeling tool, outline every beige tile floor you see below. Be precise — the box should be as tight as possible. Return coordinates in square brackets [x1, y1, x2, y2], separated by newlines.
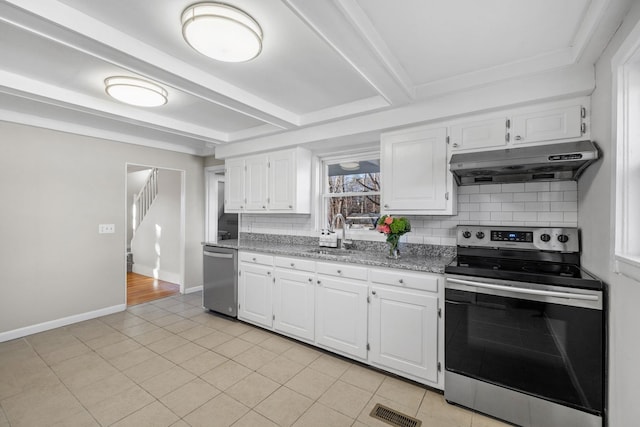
[0, 292, 511, 427]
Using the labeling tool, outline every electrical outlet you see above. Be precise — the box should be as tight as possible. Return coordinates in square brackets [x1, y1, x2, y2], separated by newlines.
[98, 224, 115, 234]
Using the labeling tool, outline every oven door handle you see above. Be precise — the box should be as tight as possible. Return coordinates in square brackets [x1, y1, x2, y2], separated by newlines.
[446, 278, 600, 301]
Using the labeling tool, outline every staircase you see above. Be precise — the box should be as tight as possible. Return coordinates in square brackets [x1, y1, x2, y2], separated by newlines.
[133, 168, 158, 232]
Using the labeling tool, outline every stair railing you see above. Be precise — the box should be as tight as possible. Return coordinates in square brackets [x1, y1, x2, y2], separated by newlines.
[133, 168, 158, 232]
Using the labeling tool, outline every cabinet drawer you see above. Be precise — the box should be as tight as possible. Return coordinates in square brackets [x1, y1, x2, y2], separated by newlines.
[317, 262, 368, 281]
[239, 251, 273, 266]
[275, 256, 315, 272]
[370, 268, 439, 293]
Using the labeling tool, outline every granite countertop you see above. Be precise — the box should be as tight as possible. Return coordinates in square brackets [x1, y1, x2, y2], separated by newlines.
[204, 236, 455, 274]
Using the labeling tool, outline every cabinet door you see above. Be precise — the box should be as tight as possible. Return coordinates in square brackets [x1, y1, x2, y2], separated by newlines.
[244, 155, 268, 211]
[225, 158, 245, 212]
[381, 126, 451, 212]
[238, 263, 273, 328]
[511, 105, 583, 145]
[273, 269, 315, 342]
[369, 286, 439, 383]
[449, 117, 508, 151]
[315, 276, 368, 359]
[268, 150, 295, 211]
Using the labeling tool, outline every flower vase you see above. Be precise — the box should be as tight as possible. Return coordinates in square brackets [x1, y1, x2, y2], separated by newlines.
[387, 241, 400, 259]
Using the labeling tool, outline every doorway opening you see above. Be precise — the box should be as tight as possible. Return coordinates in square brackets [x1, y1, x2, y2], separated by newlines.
[125, 164, 186, 305]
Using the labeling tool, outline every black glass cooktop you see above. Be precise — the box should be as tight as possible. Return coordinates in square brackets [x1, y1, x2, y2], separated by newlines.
[445, 255, 603, 290]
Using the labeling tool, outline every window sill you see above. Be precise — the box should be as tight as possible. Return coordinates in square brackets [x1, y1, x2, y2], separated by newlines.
[615, 255, 640, 282]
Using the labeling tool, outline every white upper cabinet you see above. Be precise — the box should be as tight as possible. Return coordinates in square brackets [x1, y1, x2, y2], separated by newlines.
[449, 117, 508, 151]
[268, 149, 295, 211]
[224, 158, 245, 211]
[511, 105, 584, 145]
[268, 148, 311, 213]
[449, 99, 588, 153]
[381, 126, 455, 215]
[224, 147, 311, 213]
[245, 155, 269, 211]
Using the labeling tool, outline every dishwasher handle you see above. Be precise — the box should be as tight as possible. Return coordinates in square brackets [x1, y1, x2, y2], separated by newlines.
[204, 251, 234, 259]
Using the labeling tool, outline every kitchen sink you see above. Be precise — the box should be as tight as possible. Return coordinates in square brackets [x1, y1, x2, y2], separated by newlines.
[306, 248, 354, 256]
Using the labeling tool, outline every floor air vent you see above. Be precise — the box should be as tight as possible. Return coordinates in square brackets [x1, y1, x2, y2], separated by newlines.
[369, 403, 422, 427]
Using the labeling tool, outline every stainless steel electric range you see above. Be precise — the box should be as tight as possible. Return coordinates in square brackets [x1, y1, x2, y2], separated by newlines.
[444, 225, 606, 427]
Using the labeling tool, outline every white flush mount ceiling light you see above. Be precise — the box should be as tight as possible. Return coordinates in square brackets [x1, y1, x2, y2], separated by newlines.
[104, 76, 168, 107]
[340, 162, 360, 171]
[181, 2, 263, 63]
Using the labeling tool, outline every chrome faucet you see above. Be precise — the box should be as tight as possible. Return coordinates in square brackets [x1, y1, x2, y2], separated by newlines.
[331, 213, 353, 250]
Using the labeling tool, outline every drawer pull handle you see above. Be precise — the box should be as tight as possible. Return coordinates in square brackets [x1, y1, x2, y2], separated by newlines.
[252, 257, 256, 262]
[317, 280, 322, 285]
[308, 278, 313, 282]
[290, 263, 295, 267]
[399, 279, 404, 284]
[372, 290, 377, 295]
[337, 270, 342, 274]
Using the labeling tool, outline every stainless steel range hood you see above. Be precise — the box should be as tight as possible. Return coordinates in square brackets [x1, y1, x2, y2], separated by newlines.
[449, 140, 599, 185]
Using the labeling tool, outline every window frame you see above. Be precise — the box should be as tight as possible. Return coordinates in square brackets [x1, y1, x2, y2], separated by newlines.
[613, 18, 640, 282]
[319, 151, 383, 239]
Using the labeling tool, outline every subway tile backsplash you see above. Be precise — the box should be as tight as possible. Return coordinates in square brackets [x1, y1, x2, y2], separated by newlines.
[240, 181, 578, 247]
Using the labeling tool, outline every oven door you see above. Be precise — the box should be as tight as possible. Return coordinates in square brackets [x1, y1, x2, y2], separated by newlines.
[445, 275, 604, 416]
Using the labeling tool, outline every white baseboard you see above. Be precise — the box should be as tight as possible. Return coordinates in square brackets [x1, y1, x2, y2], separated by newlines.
[0, 304, 126, 343]
[185, 285, 203, 294]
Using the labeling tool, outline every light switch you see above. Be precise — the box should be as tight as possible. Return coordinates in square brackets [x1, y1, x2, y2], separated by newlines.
[99, 224, 115, 234]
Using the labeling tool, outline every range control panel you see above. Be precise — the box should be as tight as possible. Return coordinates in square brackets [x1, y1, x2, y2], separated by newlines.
[491, 230, 533, 242]
[457, 226, 580, 253]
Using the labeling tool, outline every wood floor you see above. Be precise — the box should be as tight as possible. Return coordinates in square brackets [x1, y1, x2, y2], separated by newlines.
[127, 272, 180, 306]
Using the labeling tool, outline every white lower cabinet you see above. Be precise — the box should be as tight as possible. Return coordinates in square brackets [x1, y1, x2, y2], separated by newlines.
[368, 285, 439, 383]
[273, 269, 315, 342]
[238, 263, 274, 329]
[315, 275, 369, 360]
[237, 251, 443, 388]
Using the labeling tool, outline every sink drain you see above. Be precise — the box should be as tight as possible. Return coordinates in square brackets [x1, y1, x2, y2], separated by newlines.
[369, 403, 422, 427]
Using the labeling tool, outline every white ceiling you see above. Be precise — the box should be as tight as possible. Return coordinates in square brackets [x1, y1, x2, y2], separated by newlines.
[0, 0, 632, 156]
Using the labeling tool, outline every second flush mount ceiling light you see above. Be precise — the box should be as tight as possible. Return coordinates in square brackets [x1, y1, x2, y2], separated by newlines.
[181, 2, 263, 63]
[104, 76, 168, 107]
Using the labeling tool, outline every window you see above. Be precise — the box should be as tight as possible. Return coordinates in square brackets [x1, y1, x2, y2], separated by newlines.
[321, 154, 381, 235]
[614, 20, 640, 281]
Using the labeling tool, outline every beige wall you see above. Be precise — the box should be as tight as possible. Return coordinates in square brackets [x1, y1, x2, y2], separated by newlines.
[0, 121, 205, 335]
[581, 2, 640, 426]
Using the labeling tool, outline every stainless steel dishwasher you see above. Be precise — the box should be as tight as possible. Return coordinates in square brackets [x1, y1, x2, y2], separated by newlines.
[203, 245, 238, 317]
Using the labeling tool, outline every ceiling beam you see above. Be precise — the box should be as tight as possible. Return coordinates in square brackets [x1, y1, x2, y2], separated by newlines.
[1, 0, 300, 129]
[215, 64, 595, 158]
[283, 0, 414, 106]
